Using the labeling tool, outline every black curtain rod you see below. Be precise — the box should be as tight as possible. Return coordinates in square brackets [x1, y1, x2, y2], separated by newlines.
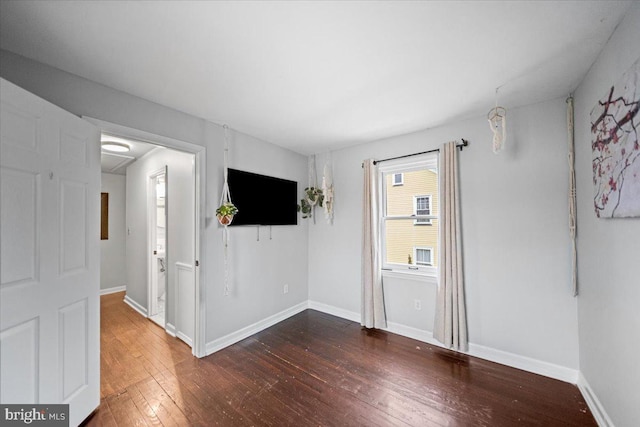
[372, 139, 468, 166]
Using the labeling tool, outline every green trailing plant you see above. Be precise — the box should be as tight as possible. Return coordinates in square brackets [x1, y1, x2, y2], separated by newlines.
[297, 187, 324, 219]
[216, 202, 238, 225]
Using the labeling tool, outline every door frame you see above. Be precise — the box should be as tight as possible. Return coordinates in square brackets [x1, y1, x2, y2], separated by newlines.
[147, 166, 168, 326]
[85, 117, 206, 357]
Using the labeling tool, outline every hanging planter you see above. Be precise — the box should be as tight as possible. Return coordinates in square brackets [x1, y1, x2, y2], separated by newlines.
[216, 202, 238, 226]
[219, 124, 235, 296]
[297, 186, 324, 219]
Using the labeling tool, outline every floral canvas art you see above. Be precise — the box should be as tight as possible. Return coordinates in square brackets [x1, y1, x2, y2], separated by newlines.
[591, 58, 640, 218]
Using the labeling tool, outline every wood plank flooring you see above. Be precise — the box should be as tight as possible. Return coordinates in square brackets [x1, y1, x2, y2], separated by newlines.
[84, 291, 596, 426]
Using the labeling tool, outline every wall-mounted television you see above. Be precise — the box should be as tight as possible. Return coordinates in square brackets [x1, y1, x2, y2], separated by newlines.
[227, 168, 298, 226]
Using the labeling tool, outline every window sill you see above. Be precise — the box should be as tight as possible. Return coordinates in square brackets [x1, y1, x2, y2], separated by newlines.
[381, 269, 437, 284]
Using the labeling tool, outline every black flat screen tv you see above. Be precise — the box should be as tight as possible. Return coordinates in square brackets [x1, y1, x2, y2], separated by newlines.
[227, 168, 298, 226]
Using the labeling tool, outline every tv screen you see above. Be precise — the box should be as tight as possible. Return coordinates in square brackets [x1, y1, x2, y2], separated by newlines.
[227, 168, 298, 226]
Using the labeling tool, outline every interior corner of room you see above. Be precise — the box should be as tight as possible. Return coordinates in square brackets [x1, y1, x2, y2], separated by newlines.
[1, 1, 639, 426]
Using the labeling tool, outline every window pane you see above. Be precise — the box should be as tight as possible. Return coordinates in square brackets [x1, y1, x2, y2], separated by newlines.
[384, 219, 438, 267]
[416, 248, 432, 265]
[416, 196, 430, 213]
[385, 170, 438, 216]
[382, 159, 438, 273]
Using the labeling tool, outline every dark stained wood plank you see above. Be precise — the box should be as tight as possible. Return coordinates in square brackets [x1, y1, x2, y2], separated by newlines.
[85, 292, 597, 426]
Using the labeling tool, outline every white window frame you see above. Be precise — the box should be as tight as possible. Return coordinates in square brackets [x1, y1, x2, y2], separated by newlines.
[392, 173, 403, 186]
[379, 154, 438, 277]
[413, 195, 432, 225]
[414, 247, 434, 266]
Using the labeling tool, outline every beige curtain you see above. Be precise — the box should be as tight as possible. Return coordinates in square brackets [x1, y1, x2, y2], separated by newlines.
[361, 159, 386, 329]
[433, 142, 467, 351]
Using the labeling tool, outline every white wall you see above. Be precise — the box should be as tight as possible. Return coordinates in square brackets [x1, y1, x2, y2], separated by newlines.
[573, 3, 640, 426]
[100, 173, 126, 290]
[0, 50, 309, 347]
[204, 125, 309, 341]
[125, 147, 194, 328]
[309, 96, 580, 374]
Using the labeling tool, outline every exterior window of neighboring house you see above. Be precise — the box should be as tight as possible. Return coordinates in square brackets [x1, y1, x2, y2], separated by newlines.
[414, 247, 433, 266]
[414, 195, 432, 225]
[379, 153, 438, 276]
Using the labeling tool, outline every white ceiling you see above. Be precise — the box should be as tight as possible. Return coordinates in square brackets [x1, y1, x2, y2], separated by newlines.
[100, 134, 158, 175]
[0, 1, 632, 155]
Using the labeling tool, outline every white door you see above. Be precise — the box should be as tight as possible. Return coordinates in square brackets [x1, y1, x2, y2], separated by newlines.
[0, 78, 100, 425]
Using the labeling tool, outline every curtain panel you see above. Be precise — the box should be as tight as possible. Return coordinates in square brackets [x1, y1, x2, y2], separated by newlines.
[361, 159, 387, 329]
[433, 142, 468, 351]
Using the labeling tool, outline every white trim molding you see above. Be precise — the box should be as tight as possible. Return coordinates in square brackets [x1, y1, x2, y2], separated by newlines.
[205, 302, 308, 356]
[124, 294, 148, 317]
[308, 300, 579, 385]
[165, 322, 177, 338]
[384, 321, 439, 346]
[100, 285, 126, 295]
[467, 342, 578, 384]
[308, 301, 360, 323]
[578, 372, 614, 427]
[86, 116, 207, 359]
[177, 331, 193, 347]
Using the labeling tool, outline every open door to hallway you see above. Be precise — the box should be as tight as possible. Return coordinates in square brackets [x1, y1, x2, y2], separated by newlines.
[1, 78, 101, 425]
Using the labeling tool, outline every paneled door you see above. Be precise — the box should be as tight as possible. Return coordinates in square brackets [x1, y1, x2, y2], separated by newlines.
[0, 78, 100, 425]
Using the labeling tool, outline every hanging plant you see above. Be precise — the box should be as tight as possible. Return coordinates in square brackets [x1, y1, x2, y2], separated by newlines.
[216, 202, 238, 226]
[297, 187, 323, 219]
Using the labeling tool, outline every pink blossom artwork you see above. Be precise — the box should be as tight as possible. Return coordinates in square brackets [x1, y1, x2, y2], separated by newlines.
[591, 58, 640, 218]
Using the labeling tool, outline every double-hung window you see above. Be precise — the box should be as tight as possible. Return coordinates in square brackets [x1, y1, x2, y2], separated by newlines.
[379, 154, 438, 277]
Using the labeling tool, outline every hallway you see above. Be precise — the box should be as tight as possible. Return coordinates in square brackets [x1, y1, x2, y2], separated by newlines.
[86, 291, 192, 425]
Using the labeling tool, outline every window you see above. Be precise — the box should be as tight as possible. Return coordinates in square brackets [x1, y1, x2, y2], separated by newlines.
[414, 247, 433, 266]
[380, 154, 438, 276]
[414, 195, 432, 225]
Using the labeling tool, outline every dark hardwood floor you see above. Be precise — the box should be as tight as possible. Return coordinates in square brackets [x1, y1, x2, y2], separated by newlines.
[85, 291, 596, 426]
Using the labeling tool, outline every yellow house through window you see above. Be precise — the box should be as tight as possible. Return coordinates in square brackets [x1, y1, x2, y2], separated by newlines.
[380, 154, 438, 276]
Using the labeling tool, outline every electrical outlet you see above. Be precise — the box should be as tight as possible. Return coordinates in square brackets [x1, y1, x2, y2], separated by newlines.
[414, 299, 422, 310]
[283, 284, 289, 294]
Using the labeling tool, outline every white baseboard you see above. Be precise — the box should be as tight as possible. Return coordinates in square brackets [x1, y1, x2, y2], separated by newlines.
[467, 342, 578, 384]
[385, 321, 440, 346]
[100, 285, 126, 295]
[578, 372, 614, 427]
[177, 331, 193, 348]
[205, 301, 308, 356]
[124, 295, 148, 317]
[308, 300, 579, 384]
[307, 300, 360, 323]
[165, 322, 177, 337]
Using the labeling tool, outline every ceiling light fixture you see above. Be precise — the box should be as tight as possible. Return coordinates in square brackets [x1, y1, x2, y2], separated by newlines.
[102, 141, 131, 153]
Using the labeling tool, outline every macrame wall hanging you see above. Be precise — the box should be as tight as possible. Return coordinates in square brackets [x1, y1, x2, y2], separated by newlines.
[216, 124, 238, 296]
[322, 154, 334, 224]
[297, 155, 324, 222]
[488, 87, 507, 153]
[567, 96, 578, 296]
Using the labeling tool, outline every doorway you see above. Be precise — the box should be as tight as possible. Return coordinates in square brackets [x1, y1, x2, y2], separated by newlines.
[148, 168, 167, 327]
[91, 117, 205, 357]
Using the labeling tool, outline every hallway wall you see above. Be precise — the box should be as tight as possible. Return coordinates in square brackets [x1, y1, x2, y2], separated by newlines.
[125, 147, 194, 330]
[100, 172, 126, 291]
